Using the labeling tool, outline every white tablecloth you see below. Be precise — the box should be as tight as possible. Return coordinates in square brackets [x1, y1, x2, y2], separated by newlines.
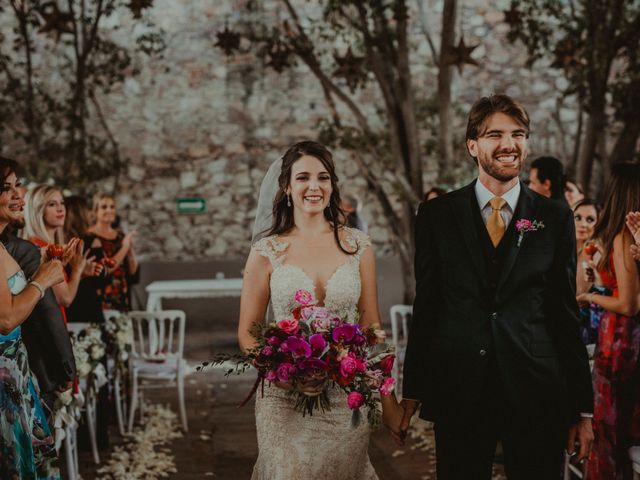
[145, 278, 243, 311]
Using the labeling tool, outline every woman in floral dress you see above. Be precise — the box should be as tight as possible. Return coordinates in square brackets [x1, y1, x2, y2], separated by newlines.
[87, 193, 139, 311]
[0, 158, 65, 479]
[577, 163, 640, 479]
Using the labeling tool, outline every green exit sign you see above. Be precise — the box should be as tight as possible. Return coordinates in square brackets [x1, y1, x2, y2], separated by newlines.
[176, 197, 206, 213]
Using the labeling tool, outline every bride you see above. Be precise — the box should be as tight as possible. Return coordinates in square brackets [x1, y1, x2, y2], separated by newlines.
[238, 141, 403, 479]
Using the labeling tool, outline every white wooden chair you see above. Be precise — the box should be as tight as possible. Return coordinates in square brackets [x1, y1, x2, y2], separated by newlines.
[63, 423, 79, 480]
[102, 309, 130, 436]
[127, 310, 188, 432]
[630, 446, 640, 480]
[66, 322, 100, 465]
[389, 304, 412, 386]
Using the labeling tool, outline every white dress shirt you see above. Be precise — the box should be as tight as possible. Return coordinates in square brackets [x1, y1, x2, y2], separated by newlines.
[474, 178, 520, 228]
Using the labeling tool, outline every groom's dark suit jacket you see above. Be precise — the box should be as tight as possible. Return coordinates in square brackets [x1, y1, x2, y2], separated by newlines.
[403, 180, 593, 429]
[2, 231, 76, 393]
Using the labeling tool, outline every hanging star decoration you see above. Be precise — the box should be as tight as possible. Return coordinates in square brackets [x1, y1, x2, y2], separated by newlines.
[128, 0, 154, 19]
[214, 26, 242, 56]
[445, 36, 480, 74]
[333, 47, 367, 93]
[265, 37, 293, 73]
[36, 1, 73, 40]
[551, 37, 586, 72]
[502, 4, 521, 26]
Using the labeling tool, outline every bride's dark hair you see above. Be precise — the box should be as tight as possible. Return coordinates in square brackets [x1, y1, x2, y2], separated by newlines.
[267, 140, 354, 255]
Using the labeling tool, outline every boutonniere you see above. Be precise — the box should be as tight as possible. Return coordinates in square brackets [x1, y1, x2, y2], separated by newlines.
[515, 218, 545, 247]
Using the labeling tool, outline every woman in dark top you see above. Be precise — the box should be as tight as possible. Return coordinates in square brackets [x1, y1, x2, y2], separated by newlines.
[87, 193, 138, 312]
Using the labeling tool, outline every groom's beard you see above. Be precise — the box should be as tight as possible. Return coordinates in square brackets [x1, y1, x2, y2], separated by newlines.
[478, 148, 524, 182]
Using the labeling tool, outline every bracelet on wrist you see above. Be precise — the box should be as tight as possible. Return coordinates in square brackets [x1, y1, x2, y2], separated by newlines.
[28, 281, 45, 299]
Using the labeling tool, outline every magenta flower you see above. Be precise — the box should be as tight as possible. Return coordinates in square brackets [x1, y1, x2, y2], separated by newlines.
[379, 377, 395, 396]
[347, 391, 365, 410]
[265, 370, 277, 382]
[332, 324, 356, 343]
[267, 336, 281, 347]
[277, 318, 299, 335]
[352, 334, 366, 346]
[340, 352, 358, 378]
[309, 333, 327, 352]
[261, 346, 273, 356]
[276, 362, 296, 382]
[294, 289, 314, 306]
[298, 357, 328, 372]
[285, 337, 312, 359]
[515, 218, 533, 232]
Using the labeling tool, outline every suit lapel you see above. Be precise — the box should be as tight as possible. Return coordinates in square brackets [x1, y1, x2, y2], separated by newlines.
[451, 181, 488, 289]
[496, 184, 538, 292]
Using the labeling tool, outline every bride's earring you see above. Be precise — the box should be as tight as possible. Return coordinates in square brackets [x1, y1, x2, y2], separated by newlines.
[287, 194, 291, 207]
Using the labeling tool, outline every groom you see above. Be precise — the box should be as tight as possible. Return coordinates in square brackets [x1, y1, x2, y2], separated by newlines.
[400, 94, 594, 479]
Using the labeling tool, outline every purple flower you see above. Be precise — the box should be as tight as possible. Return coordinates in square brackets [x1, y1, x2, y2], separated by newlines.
[265, 370, 277, 382]
[284, 337, 312, 359]
[352, 334, 366, 346]
[309, 333, 327, 352]
[261, 346, 273, 356]
[332, 324, 356, 343]
[276, 362, 296, 382]
[347, 391, 365, 410]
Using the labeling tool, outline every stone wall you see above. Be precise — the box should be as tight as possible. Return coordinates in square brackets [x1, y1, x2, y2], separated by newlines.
[0, 0, 579, 261]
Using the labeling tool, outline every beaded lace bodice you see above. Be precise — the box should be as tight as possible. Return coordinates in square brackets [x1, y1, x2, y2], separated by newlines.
[253, 227, 372, 324]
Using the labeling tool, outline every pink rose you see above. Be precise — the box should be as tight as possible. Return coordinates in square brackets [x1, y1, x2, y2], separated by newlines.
[261, 346, 273, 356]
[347, 391, 365, 410]
[276, 362, 296, 382]
[516, 219, 533, 232]
[302, 306, 331, 321]
[294, 290, 314, 306]
[277, 318, 299, 335]
[310, 317, 332, 333]
[267, 336, 281, 346]
[379, 377, 395, 396]
[340, 352, 358, 378]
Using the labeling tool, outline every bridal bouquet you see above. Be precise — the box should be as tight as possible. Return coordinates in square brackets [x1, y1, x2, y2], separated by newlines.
[199, 289, 396, 427]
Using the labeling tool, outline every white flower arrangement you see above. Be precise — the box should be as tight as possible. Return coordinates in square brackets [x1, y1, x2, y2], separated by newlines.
[102, 313, 134, 369]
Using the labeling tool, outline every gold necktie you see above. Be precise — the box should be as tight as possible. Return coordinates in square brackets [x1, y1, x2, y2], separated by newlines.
[487, 197, 506, 247]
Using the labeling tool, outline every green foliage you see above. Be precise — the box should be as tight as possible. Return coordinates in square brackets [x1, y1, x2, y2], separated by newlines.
[0, 0, 164, 189]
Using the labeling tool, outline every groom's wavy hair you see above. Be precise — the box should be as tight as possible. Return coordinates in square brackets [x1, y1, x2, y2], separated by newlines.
[267, 140, 355, 255]
[465, 94, 530, 163]
[593, 161, 640, 274]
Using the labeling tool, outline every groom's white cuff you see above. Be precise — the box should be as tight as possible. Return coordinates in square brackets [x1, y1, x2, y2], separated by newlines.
[579, 412, 594, 418]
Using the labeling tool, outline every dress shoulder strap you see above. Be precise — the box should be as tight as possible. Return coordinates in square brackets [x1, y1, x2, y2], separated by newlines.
[343, 227, 372, 259]
[252, 235, 289, 268]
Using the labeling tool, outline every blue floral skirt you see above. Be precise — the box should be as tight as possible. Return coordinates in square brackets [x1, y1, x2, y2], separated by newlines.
[0, 327, 60, 479]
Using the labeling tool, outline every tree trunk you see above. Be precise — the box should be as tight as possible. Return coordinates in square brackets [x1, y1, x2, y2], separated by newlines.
[567, 105, 583, 179]
[608, 115, 640, 166]
[437, 0, 456, 184]
[577, 109, 606, 197]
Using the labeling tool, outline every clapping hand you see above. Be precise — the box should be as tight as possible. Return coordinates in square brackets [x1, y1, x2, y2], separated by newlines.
[122, 230, 137, 251]
[626, 211, 640, 261]
[67, 239, 88, 274]
[32, 258, 65, 289]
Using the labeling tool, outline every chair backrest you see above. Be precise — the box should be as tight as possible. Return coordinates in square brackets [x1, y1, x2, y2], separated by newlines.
[102, 309, 122, 323]
[389, 304, 412, 348]
[67, 322, 91, 335]
[127, 310, 186, 360]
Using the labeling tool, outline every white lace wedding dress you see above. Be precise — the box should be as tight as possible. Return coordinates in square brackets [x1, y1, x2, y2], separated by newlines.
[251, 227, 378, 480]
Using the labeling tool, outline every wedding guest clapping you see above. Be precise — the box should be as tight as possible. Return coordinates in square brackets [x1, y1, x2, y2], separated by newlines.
[88, 193, 138, 311]
[626, 211, 640, 261]
[575, 162, 640, 479]
[23, 185, 95, 316]
[0, 157, 65, 478]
